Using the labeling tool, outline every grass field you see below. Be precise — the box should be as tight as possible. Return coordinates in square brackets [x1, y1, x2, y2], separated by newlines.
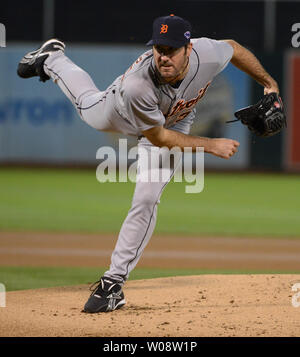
[1, 167, 300, 237]
[1, 167, 300, 291]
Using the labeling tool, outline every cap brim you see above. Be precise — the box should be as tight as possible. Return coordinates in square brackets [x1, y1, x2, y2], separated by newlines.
[146, 38, 187, 48]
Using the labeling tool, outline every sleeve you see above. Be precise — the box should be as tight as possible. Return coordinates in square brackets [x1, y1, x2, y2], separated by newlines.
[192, 37, 234, 76]
[212, 40, 234, 75]
[122, 81, 165, 132]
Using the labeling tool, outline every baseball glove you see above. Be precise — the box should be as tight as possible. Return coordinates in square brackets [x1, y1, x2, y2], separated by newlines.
[231, 92, 287, 137]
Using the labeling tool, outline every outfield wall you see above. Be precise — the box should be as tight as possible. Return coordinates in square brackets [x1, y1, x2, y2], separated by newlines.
[0, 44, 251, 169]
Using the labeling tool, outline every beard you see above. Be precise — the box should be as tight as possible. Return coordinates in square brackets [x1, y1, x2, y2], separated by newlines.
[158, 56, 189, 83]
[159, 64, 176, 78]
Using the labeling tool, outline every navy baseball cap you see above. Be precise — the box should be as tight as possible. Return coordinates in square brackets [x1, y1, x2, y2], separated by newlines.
[147, 14, 192, 48]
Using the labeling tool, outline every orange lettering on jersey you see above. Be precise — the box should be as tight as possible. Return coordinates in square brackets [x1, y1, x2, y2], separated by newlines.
[167, 82, 211, 122]
[160, 24, 168, 34]
[135, 56, 143, 64]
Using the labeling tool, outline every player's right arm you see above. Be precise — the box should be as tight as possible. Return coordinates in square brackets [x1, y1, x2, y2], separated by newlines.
[142, 126, 240, 160]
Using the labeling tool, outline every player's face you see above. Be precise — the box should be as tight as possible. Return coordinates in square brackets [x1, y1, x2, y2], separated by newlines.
[153, 43, 193, 82]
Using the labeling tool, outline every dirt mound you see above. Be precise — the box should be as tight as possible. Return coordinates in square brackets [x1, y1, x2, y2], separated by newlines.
[1, 274, 300, 337]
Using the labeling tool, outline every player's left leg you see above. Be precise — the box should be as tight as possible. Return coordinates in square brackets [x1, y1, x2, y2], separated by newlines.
[83, 138, 182, 313]
[108, 138, 183, 281]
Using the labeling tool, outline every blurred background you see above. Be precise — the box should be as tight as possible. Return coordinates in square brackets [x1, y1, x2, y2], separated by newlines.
[0, 1, 300, 290]
[0, 0, 299, 171]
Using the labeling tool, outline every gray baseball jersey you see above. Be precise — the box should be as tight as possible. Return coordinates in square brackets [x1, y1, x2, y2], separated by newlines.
[112, 37, 233, 136]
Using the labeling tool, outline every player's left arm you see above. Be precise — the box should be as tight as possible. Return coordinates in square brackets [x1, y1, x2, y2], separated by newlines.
[223, 39, 279, 95]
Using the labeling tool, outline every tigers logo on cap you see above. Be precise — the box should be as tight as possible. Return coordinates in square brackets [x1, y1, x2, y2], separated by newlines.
[160, 24, 168, 34]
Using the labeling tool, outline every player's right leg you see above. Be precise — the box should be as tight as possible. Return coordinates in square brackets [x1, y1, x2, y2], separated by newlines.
[17, 39, 65, 82]
[17, 39, 114, 132]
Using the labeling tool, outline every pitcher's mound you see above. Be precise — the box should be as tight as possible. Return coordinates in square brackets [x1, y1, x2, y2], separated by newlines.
[1, 275, 299, 337]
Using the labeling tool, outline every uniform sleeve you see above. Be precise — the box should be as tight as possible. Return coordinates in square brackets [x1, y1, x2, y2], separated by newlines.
[192, 37, 234, 76]
[212, 40, 234, 75]
[122, 81, 165, 132]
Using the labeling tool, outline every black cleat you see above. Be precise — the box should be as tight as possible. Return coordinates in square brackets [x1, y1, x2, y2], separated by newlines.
[83, 277, 126, 313]
[17, 39, 65, 82]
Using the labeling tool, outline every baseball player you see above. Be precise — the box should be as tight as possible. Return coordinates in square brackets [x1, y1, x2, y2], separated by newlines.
[17, 15, 279, 313]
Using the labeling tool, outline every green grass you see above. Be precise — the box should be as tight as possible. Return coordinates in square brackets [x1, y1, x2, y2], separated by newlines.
[0, 168, 300, 237]
[1, 266, 300, 291]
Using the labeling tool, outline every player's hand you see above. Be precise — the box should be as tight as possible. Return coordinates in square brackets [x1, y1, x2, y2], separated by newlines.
[264, 80, 279, 95]
[209, 138, 240, 159]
